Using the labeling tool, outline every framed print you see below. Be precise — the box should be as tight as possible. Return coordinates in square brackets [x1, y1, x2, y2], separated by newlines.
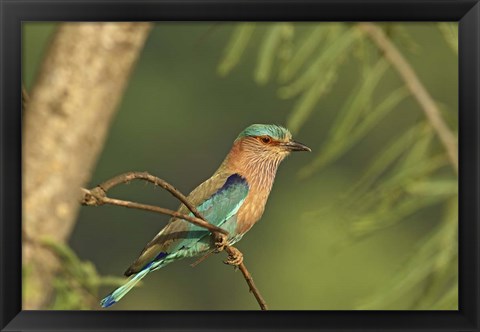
[1, 0, 479, 331]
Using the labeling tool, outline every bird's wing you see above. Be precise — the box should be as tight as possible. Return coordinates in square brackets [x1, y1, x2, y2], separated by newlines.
[124, 173, 249, 275]
[194, 173, 249, 227]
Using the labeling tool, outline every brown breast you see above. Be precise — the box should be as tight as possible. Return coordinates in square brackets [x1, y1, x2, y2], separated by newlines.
[235, 177, 273, 234]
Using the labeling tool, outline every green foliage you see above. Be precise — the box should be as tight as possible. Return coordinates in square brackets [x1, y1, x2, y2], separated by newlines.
[254, 23, 294, 85]
[357, 198, 457, 309]
[438, 23, 458, 54]
[24, 22, 458, 311]
[279, 25, 328, 83]
[39, 238, 126, 310]
[298, 60, 410, 176]
[280, 26, 358, 103]
[218, 22, 458, 310]
[217, 23, 256, 76]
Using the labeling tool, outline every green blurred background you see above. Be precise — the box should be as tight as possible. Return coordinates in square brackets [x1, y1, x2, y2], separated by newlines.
[23, 22, 458, 310]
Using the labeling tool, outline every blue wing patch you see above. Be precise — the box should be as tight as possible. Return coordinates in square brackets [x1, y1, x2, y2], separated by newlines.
[154, 252, 168, 261]
[168, 174, 249, 256]
[195, 173, 249, 227]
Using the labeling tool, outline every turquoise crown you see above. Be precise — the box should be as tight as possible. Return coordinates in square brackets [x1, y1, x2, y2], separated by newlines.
[237, 124, 292, 141]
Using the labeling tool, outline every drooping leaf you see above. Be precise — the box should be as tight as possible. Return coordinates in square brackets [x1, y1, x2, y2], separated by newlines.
[278, 27, 358, 99]
[437, 23, 458, 55]
[346, 123, 426, 198]
[298, 59, 389, 177]
[351, 190, 451, 236]
[317, 86, 407, 175]
[390, 25, 420, 54]
[286, 68, 337, 134]
[381, 155, 447, 193]
[217, 23, 256, 76]
[356, 198, 457, 309]
[352, 87, 409, 142]
[331, 60, 389, 141]
[254, 24, 293, 85]
[279, 25, 328, 83]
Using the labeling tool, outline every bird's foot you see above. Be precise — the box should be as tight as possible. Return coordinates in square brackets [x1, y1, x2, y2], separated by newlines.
[224, 246, 243, 267]
[213, 232, 228, 253]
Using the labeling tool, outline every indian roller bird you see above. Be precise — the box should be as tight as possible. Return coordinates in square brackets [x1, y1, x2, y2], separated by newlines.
[100, 124, 311, 307]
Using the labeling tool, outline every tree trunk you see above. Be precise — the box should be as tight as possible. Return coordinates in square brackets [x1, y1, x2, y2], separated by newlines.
[22, 22, 152, 309]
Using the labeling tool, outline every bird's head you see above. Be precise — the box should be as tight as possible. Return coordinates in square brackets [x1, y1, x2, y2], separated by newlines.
[234, 124, 311, 163]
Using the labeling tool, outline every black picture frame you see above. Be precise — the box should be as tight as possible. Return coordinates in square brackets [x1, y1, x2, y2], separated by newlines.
[1, 0, 479, 331]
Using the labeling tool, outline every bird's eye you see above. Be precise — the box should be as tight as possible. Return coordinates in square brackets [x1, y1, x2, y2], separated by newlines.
[260, 136, 271, 144]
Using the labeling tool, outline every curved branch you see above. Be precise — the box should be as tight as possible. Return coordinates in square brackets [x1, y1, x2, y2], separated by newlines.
[81, 171, 268, 310]
[95, 171, 211, 223]
[81, 189, 228, 236]
[358, 23, 458, 174]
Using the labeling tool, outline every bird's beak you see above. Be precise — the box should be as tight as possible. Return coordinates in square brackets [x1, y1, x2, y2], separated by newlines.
[283, 140, 312, 152]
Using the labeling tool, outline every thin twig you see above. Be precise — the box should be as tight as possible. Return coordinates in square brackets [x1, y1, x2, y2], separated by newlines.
[225, 246, 268, 310]
[81, 171, 268, 310]
[98, 172, 200, 214]
[358, 23, 458, 174]
[82, 188, 227, 236]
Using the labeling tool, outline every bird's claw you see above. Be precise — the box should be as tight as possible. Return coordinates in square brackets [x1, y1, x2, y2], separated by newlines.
[213, 232, 228, 253]
[224, 247, 243, 267]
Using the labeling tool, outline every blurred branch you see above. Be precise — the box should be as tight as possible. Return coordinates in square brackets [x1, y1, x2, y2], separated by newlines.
[358, 23, 458, 174]
[23, 23, 152, 309]
[81, 171, 268, 310]
[80, 172, 227, 235]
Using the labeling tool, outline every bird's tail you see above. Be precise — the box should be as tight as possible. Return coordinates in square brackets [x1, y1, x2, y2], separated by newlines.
[100, 266, 151, 308]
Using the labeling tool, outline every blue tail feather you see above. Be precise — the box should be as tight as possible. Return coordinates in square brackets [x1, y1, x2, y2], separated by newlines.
[100, 260, 164, 308]
[100, 294, 117, 308]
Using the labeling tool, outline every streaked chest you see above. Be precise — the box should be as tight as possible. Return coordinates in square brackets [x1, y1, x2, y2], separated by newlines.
[235, 179, 273, 234]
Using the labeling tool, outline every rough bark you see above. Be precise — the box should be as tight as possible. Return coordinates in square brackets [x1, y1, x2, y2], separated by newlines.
[22, 22, 152, 309]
